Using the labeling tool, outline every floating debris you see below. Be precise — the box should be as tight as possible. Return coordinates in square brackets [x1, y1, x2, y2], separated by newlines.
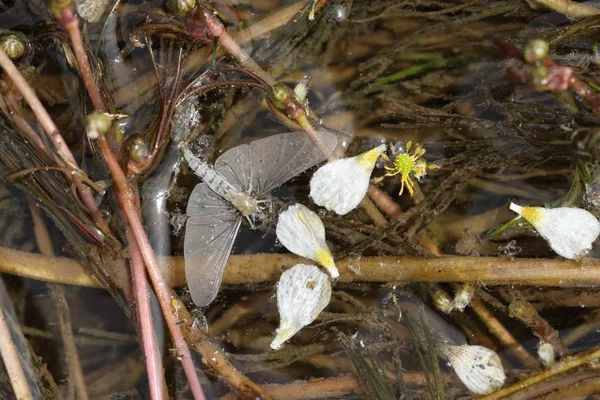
[441, 343, 506, 395]
[276, 203, 338, 278]
[537, 340, 556, 367]
[271, 264, 332, 350]
[509, 203, 600, 259]
[310, 144, 386, 215]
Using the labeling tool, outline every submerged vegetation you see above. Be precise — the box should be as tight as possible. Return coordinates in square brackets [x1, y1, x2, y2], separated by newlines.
[0, 0, 600, 398]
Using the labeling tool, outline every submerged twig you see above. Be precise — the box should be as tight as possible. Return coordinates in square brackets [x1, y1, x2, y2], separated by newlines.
[0, 303, 34, 400]
[29, 200, 89, 400]
[481, 347, 600, 399]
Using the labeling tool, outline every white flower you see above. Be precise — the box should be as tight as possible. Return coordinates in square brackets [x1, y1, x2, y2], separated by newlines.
[310, 144, 386, 215]
[442, 344, 506, 395]
[509, 203, 600, 259]
[270, 264, 332, 350]
[537, 341, 555, 367]
[276, 203, 339, 278]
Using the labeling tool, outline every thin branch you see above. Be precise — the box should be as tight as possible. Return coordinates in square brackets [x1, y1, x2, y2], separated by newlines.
[126, 229, 168, 400]
[480, 347, 600, 400]
[0, 299, 34, 400]
[2, 248, 600, 288]
[29, 200, 89, 400]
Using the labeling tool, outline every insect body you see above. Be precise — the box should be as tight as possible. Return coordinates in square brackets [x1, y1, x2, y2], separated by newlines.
[183, 131, 337, 307]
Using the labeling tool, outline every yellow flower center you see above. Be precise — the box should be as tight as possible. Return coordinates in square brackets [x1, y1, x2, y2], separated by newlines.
[357, 146, 383, 170]
[394, 153, 416, 176]
[520, 206, 544, 227]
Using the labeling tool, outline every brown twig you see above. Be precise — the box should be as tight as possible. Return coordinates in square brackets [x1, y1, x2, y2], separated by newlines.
[507, 289, 570, 356]
[52, 5, 176, 398]
[0, 305, 33, 400]
[29, 200, 90, 400]
[526, 0, 600, 18]
[469, 297, 540, 369]
[480, 347, 600, 400]
[3, 248, 600, 288]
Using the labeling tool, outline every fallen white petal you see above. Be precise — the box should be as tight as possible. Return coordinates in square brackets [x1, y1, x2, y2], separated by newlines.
[537, 341, 555, 367]
[510, 203, 600, 259]
[276, 203, 339, 278]
[442, 344, 506, 395]
[310, 144, 386, 215]
[270, 264, 332, 350]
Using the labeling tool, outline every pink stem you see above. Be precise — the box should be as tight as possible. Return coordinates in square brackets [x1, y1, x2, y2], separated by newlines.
[127, 229, 167, 400]
[98, 136, 206, 400]
[56, 7, 204, 398]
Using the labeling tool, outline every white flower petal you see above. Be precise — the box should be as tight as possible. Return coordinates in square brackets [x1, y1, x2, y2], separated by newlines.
[276, 203, 339, 278]
[510, 203, 600, 259]
[270, 264, 332, 350]
[537, 340, 555, 367]
[443, 344, 506, 395]
[310, 144, 386, 215]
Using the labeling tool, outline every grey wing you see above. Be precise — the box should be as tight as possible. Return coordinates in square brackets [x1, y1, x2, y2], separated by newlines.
[215, 131, 338, 195]
[185, 183, 242, 307]
[187, 182, 236, 218]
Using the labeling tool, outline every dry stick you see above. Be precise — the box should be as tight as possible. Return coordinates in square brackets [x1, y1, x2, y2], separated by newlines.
[527, 0, 600, 17]
[219, 371, 449, 400]
[0, 305, 33, 400]
[28, 201, 89, 400]
[480, 347, 600, 400]
[0, 49, 107, 231]
[4, 249, 600, 289]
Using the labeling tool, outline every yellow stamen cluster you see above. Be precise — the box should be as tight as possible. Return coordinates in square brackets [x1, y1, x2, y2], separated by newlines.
[383, 141, 436, 196]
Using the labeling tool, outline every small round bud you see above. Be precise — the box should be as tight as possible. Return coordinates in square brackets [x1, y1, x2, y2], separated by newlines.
[129, 138, 149, 162]
[452, 284, 475, 312]
[272, 84, 288, 102]
[293, 76, 311, 103]
[537, 341, 555, 367]
[524, 39, 549, 64]
[432, 290, 453, 314]
[85, 111, 113, 140]
[0, 35, 25, 59]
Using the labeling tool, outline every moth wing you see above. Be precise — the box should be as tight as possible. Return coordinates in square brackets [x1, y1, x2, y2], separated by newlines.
[185, 183, 241, 307]
[215, 131, 338, 195]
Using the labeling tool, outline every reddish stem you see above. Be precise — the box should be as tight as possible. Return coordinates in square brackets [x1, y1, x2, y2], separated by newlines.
[58, 6, 204, 399]
[98, 136, 207, 400]
[127, 229, 167, 400]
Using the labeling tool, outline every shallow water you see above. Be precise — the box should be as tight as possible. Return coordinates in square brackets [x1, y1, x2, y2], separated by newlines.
[0, 0, 599, 399]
